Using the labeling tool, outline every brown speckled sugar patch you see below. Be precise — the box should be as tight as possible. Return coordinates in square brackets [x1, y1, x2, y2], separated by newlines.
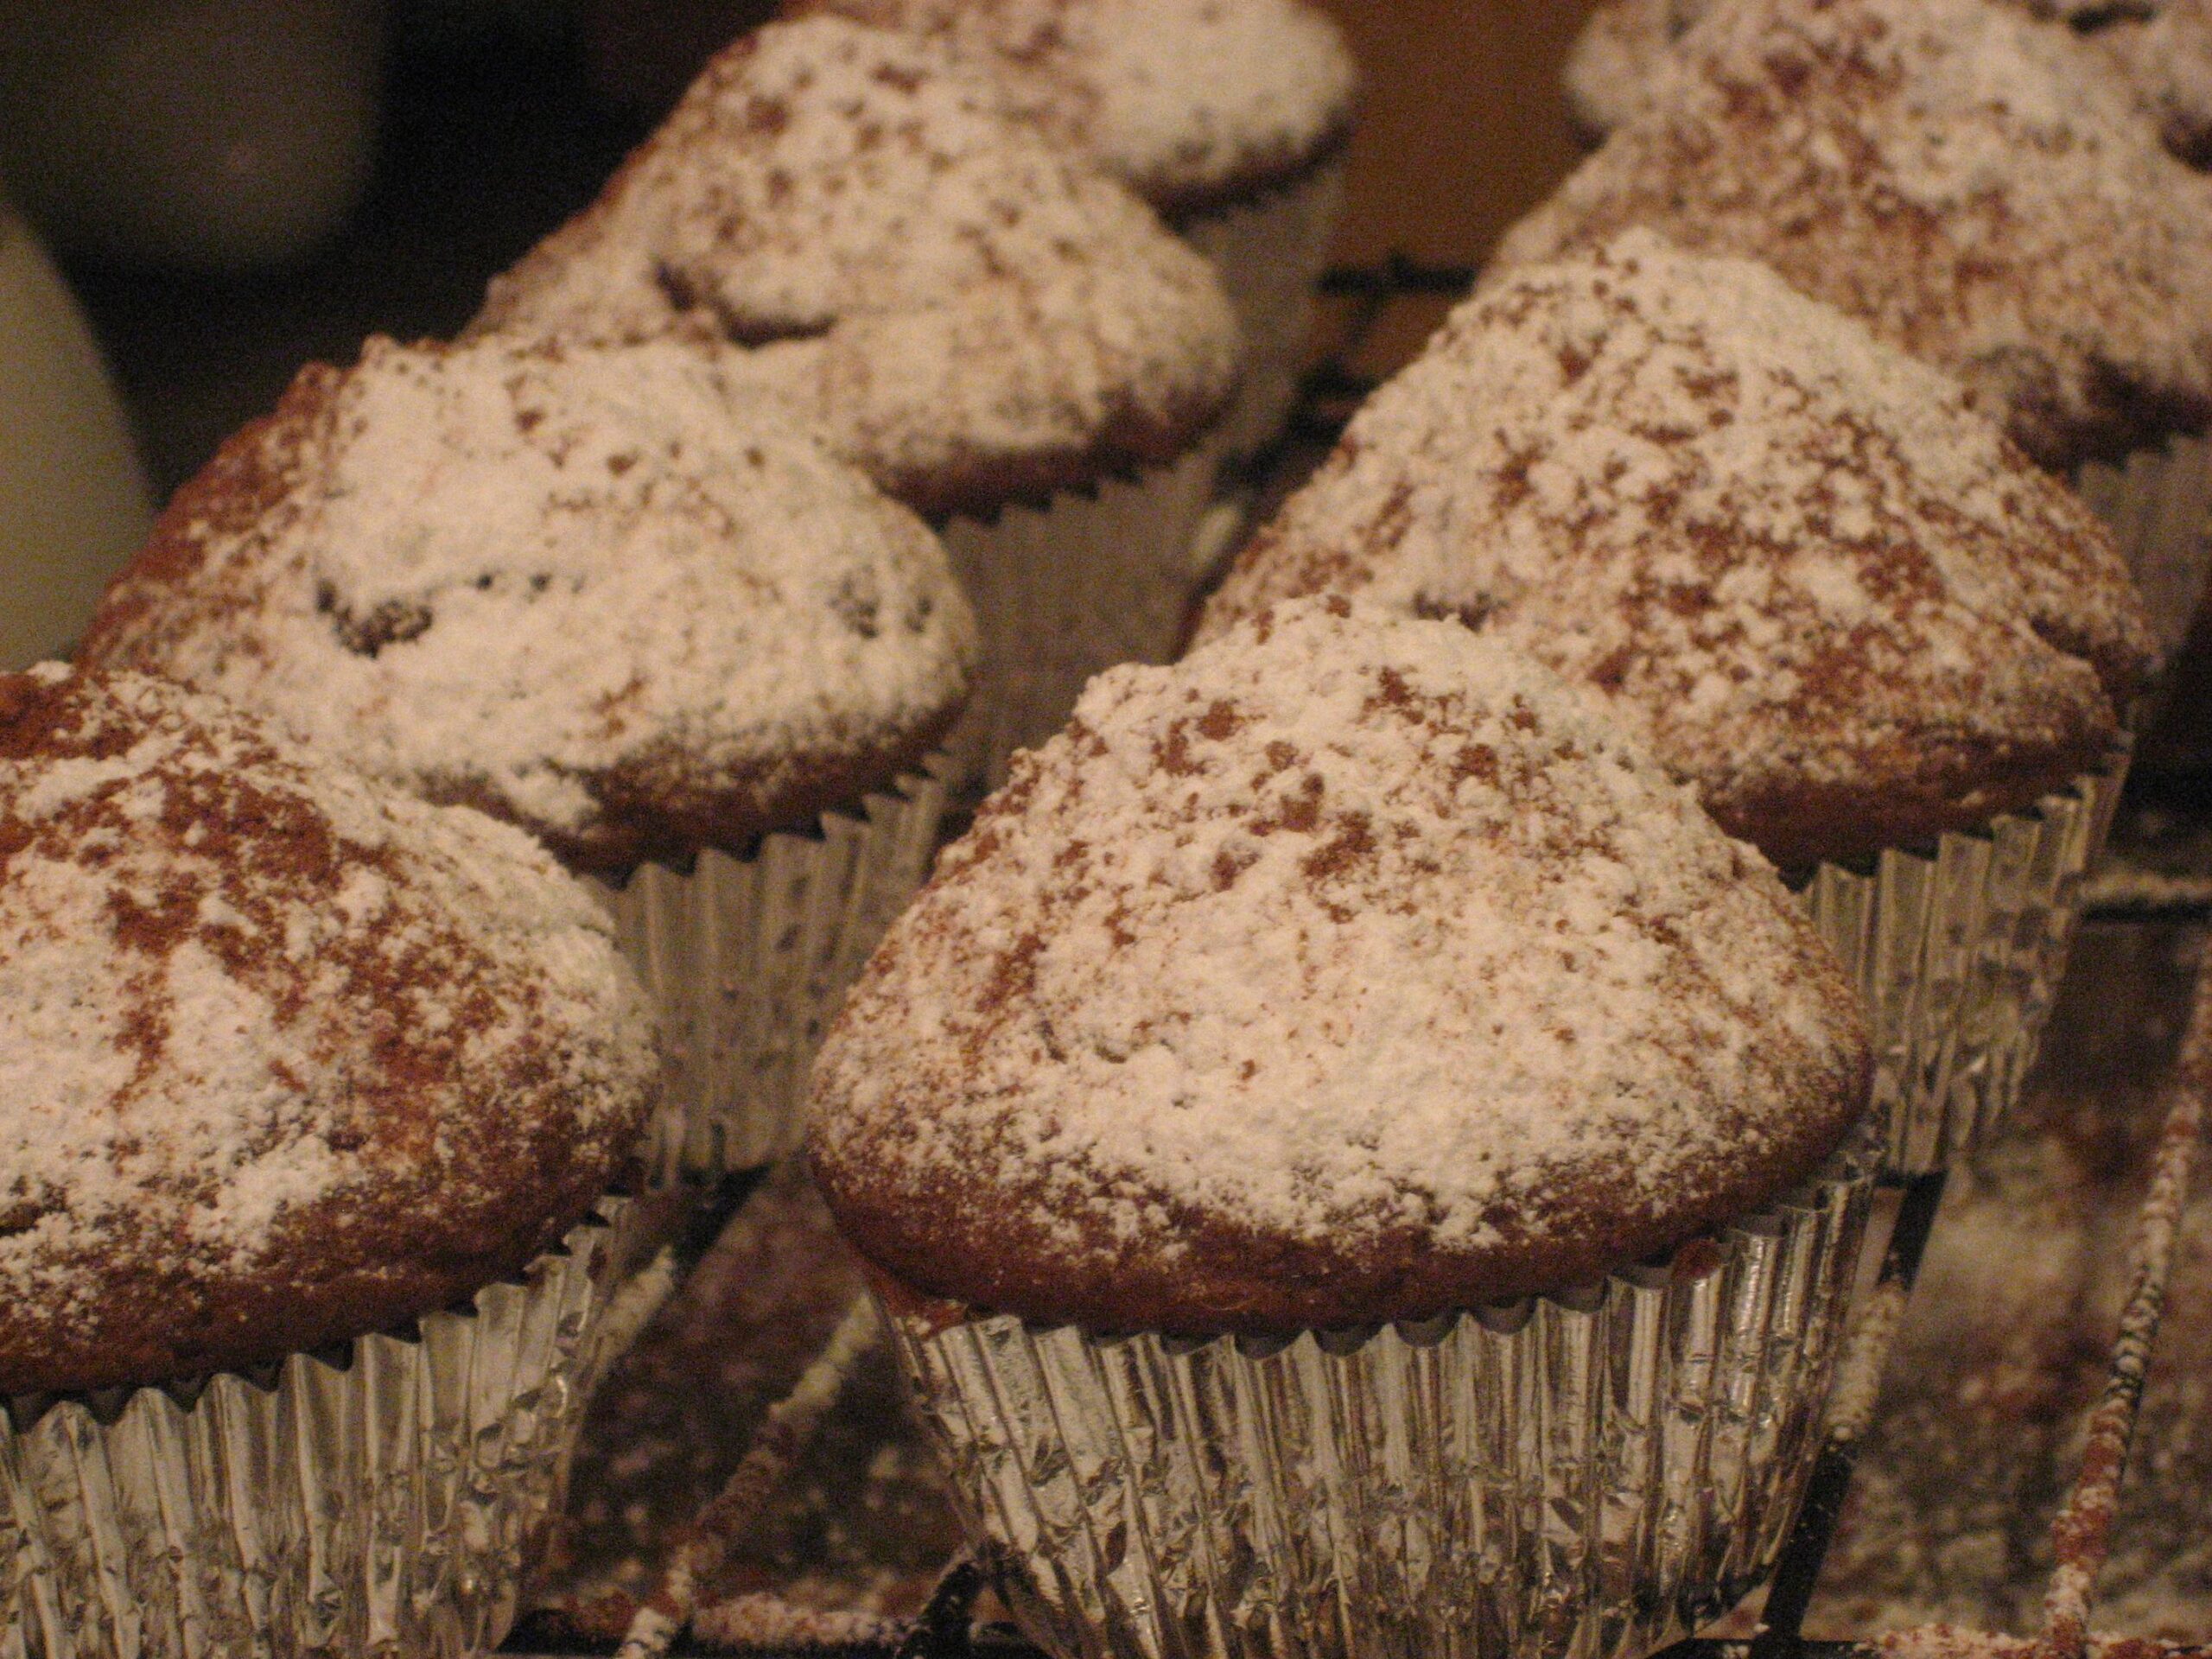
[1202, 232, 2153, 870]
[472, 16, 1241, 520]
[81, 334, 978, 873]
[782, 0, 1357, 213]
[1571, 0, 2212, 163]
[811, 599, 1869, 1334]
[0, 666, 659, 1395]
[1510, 0, 2212, 473]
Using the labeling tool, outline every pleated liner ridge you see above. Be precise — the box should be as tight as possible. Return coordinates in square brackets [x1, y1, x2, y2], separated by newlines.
[937, 447, 1221, 794]
[1800, 753, 2127, 1176]
[593, 760, 950, 1185]
[1175, 154, 1351, 466]
[1, 1199, 645, 1659]
[889, 1154, 1872, 1659]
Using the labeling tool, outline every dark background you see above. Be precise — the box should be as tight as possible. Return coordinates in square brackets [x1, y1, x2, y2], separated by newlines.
[39, 0, 1602, 498]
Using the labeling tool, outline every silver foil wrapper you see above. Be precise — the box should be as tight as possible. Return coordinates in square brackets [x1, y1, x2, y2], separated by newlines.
[1800, 757, 2127, 1176]
[2073, 434, 2212, 661]
[592, 761, 950, 1185]
[938, 448, 1221, 792]
[1, 1200, 643, 1659]
[889, 1159, 1872, 1659]
[1177, 156, 1351, 464]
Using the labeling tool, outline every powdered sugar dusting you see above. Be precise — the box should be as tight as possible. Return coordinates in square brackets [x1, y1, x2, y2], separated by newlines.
[1203, 232, 2152, 867]
[0, 666, 658, 1389]
[1504, 0, 2212, 469]
[84, 334, 977, 868]
[793, 0, 1357, 209]
[473, 16, 1241, 516]
[1566, 0, 2202, 137]
[2099, 0, 2212, 162]
[811, 600, 1866, 1327]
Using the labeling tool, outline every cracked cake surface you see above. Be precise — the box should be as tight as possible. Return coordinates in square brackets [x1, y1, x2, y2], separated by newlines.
[783, 0, 1357, 213]
[811, 599, 1869, 1334]
[472, 16, 1241, 519]
[82, 334, 977, 872]
[1202, 233, 2153, 869]
[0, 665, 658, 1395]
[1510, 0, 2212, 471]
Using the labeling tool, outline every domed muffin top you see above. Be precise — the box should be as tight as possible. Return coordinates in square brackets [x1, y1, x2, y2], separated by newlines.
[1505, 0, 2212, 471]
[473, 16, 1241, 518]
[2100, 0, 2212, 163]
[785, 0, 1357, 212]
[1201, 234, 2152, 871]
[1565, 0, 2200, 139]
[810, 599, 1869, 1336]
[81, 334, 977, 873]
[0, 665, 659, 1395]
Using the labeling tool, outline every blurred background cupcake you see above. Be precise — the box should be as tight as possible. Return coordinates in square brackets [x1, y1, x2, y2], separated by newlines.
[79, 332, 976, 1183]
[1500, 0, 2212, 664]
[0, 662, 658, 1659]
[813, 599, 1873, 1659]
[470, 16, 1241, 791]
[1202, 231, 2153, 1172]
[784, 0, 1358, 469]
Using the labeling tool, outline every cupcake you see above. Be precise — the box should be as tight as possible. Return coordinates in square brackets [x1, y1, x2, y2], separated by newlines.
[812, 598, 1874, 1659]
[1567, 0, 2211, 146]
[79, 332, 977, 1181]
[786, 0, 1357, 463]
[471, 16, 1243, 789]
[0, 663, 658, 1659]
[1201, 232, 2155, 1172]
[1511, 0, 2212, 658]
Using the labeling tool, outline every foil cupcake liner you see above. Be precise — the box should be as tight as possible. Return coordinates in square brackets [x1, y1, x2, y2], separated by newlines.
[1176, 154, 1351, 464]
[0, 1199, 644, 1659]
[888, 1154, 1872, 1659]
[938, 448, 1221, 792]
[2073, 433, 2212, 660]
[591, 760, 950, 1185]
[1800, 755, 2128, 1176]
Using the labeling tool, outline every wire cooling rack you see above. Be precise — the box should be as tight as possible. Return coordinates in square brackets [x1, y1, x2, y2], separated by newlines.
[504, 260, 2212, 1659]
[502, 955, 2211, 1659]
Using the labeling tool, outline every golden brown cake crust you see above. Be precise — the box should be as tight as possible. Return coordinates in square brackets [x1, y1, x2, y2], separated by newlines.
[1504, 0, 2212, 473]
[0, 667, 659, 1395]
[81, 336, 977, 874]
[1201, 233, 2153, 871]
[811, 601, 1871, 1336]
[471, 17, 1241, 521]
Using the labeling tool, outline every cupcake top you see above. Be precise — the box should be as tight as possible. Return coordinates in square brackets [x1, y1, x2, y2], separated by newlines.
[785, 0, 1357, 213]
[81, 334, 978, 873]
[473, 16, 1242, 519]
[2101, 0, 2212, 163]
[0, 664, 660, 1395]
[811, 599, 1870, 1335]
[1563, 0, 1698, 136]
[1568, 0, 2212, 142]
[1201, 234, 2153, 871]
[1506, 0, 2212, 470]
